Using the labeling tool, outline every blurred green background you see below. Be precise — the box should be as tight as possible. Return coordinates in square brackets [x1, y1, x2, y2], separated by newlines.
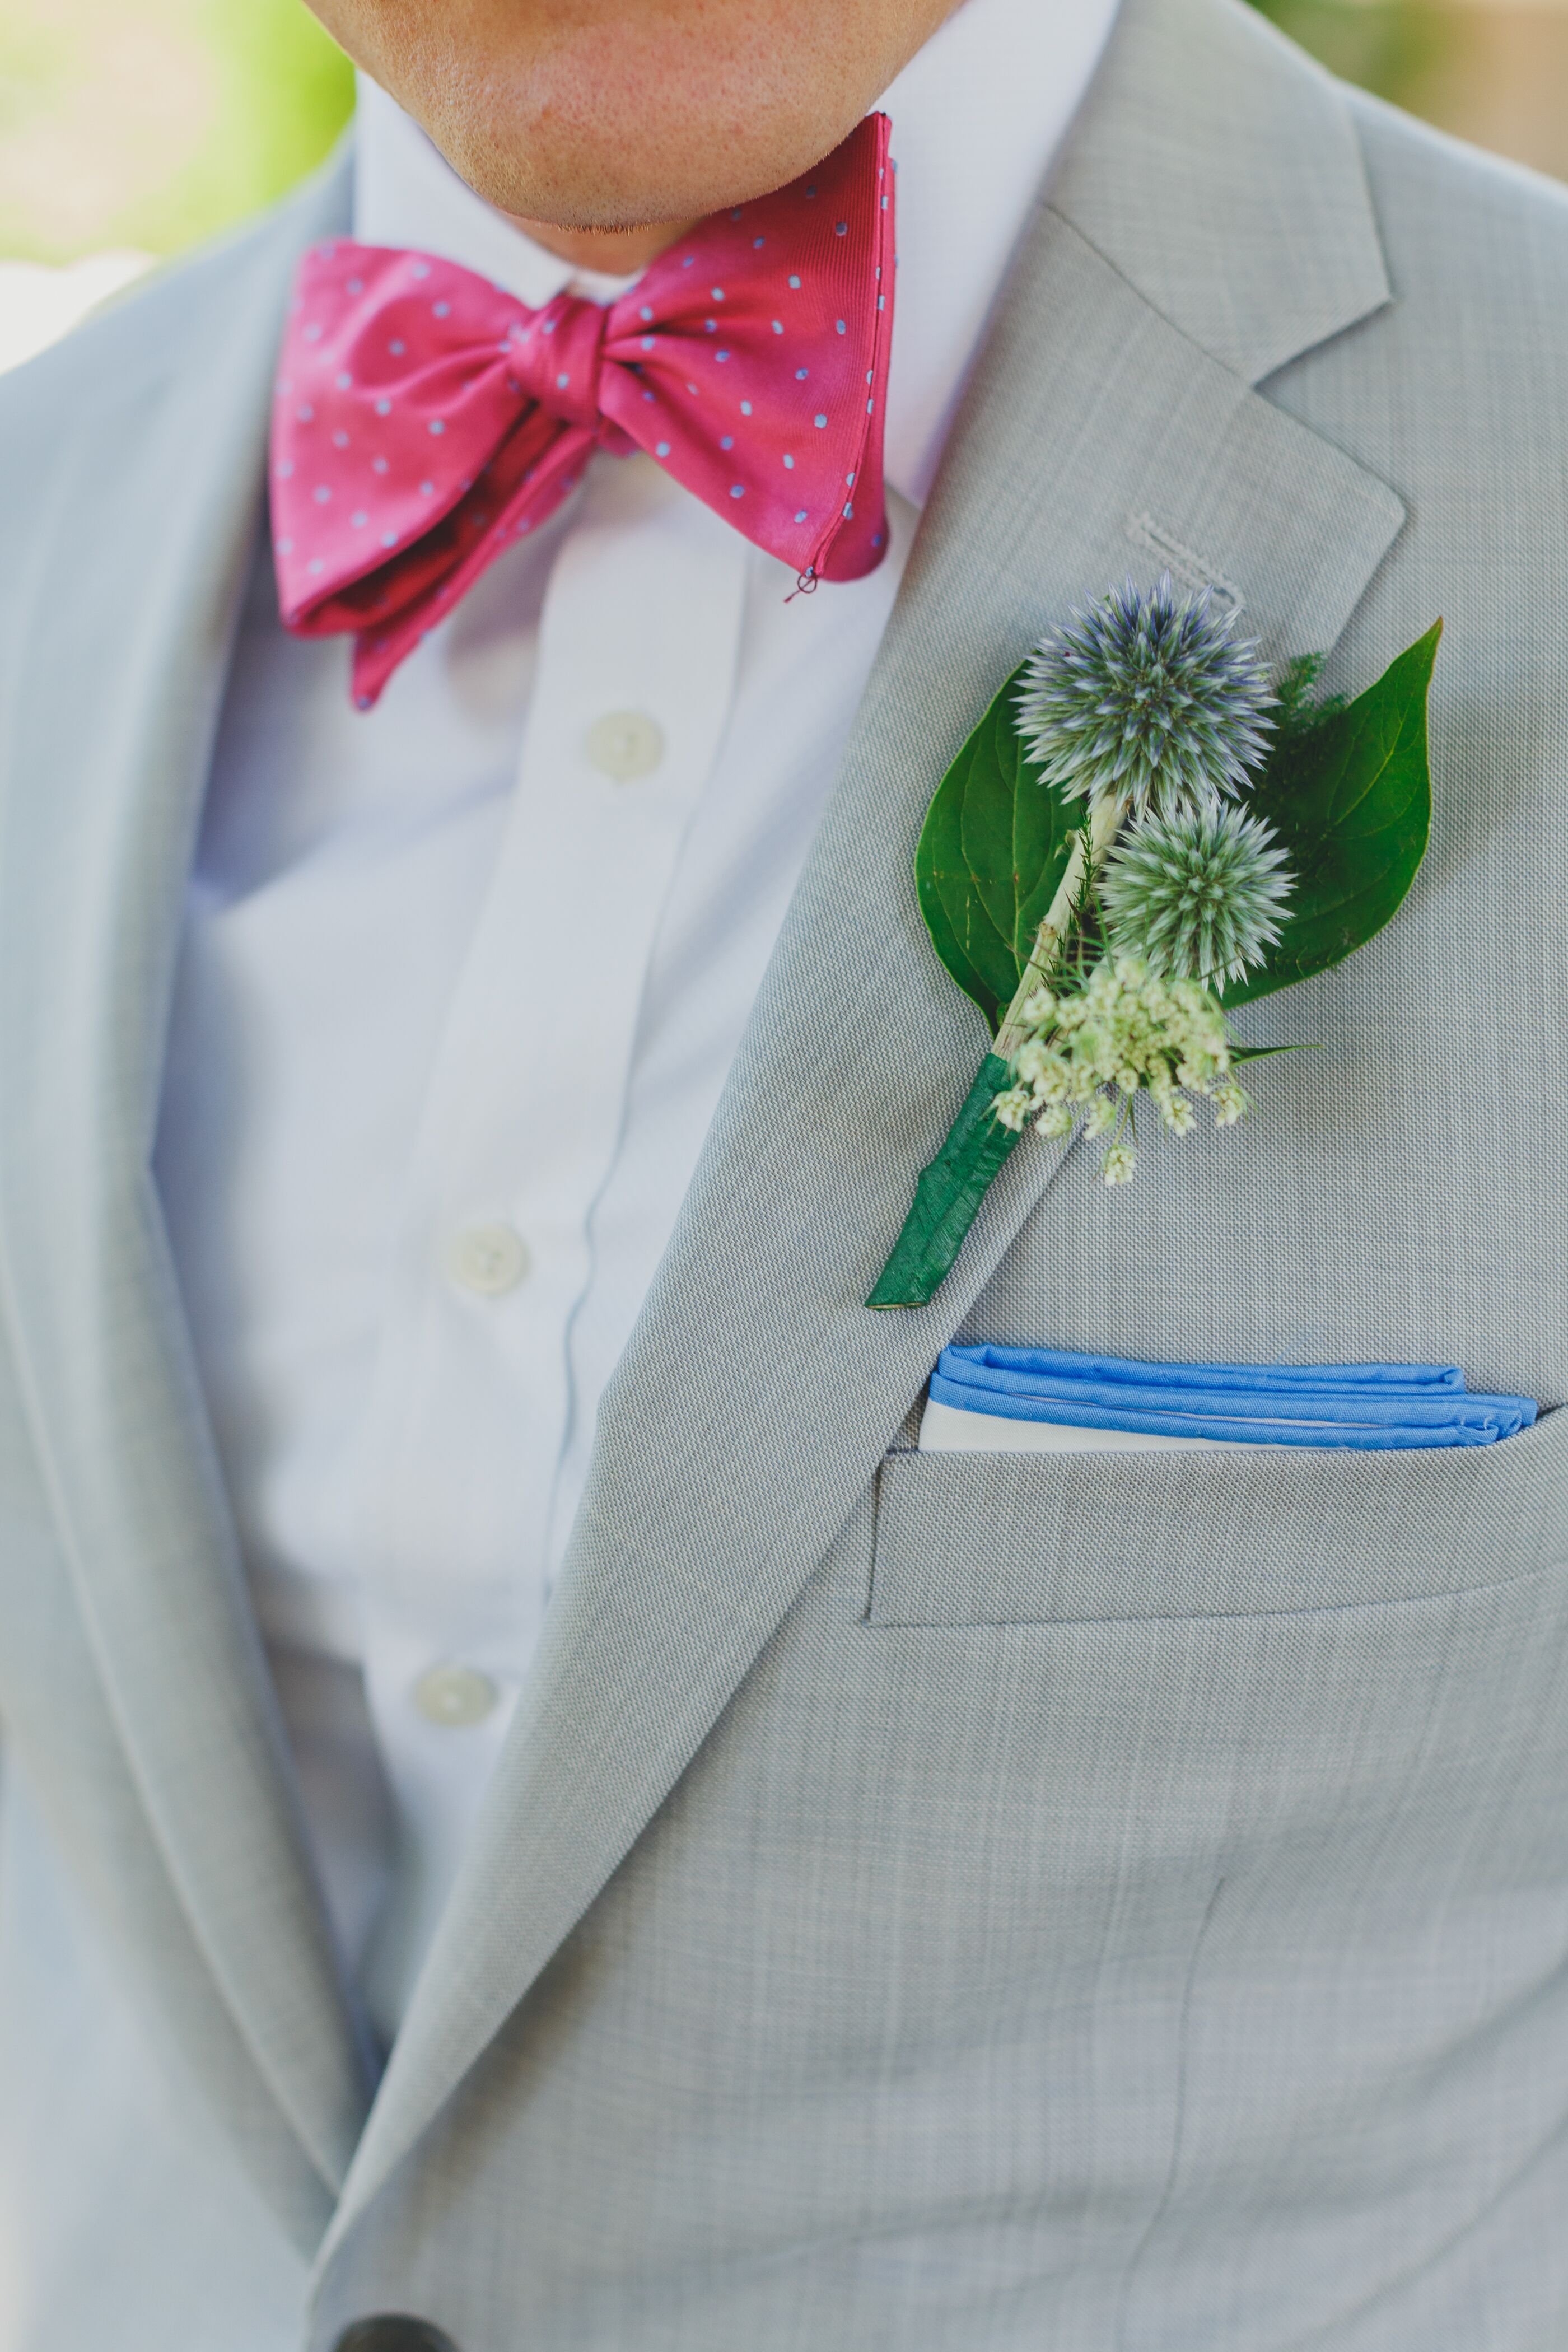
[1, 0, 1565, 267]
[0, 0, 353, 264]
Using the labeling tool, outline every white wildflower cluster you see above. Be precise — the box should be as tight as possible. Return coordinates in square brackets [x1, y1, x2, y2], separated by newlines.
[992, 955, 1249, 1186]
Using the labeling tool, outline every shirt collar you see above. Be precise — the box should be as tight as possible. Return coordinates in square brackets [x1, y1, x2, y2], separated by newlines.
[352, 0, 1121, 509]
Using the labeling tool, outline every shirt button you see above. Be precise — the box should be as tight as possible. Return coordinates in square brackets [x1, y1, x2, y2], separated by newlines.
[446, 1222, 529, 1296]
[333, 2320, 461, 2352]
[585, 708, 665, 782]
[412, 1664, 499, 1729]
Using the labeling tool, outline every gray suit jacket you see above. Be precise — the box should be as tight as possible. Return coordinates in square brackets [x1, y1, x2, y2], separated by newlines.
[3, 1, 1568, 2344]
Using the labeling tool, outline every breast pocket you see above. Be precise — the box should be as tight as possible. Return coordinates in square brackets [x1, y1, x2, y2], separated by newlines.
[868, 1408, 1568, 1626]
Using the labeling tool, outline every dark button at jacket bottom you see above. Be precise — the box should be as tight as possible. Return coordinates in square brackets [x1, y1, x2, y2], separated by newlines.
[333, 2321, 460, 2352]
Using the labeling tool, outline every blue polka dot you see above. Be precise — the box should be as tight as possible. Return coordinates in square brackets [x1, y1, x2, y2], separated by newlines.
[420, 480, 435, 495]
[302, 322, 322, 342]
[346, 277, 363, 295]
[656, 440, 671, 456]
[730, 484, 744, 500]
[332, 430, 349, 449]
[705, 320, 717, 334]
[642, 389, 655, 402]
[335, 371, 353, 389]
[740, 400, 753, 415]
[372, 456, 389, 474]
[375, 398, 391, 416]
[814, 414, 827, 428]
[277, 535, 293, 553]
[433, 300, 451, 317]
[788, 274, 801, 289]
[771, 321, 783, 335]
[843, 502, 853, 518]
[641, 335, 655, 352]
[835, 221, 848, 236]
[836, 320, 846, 336]
[753, 236, 766, 249]
[351, 510, 368, 528]
[297, 403, 314, 422]
[795, 508, 808, 523]
[388, 339, 405, 356]
[795, 368, 808, 381]
[783, 454, 795, 469]
[711, 287, 725, 301]
[682, 255, 695, 268]
[411, 262, 431, 279]
[716, 351, 730, 362]
[276, 461, 294, 479]
[556, 371, 570, 389]
[640, 304, 654, 321]
[429, 418, 446, 435]
[721, 435, 734, 450]
[846, 472, 856, 487]
[381, 529, 398, 546]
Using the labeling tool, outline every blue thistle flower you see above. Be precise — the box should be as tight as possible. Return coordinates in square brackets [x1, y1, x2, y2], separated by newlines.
[1018, 577, 1275, 820]
[1099, 804, 1296, 986]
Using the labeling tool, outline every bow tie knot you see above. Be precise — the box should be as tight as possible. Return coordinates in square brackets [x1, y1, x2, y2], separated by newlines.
[507, 293, 611, 435]
[272, 114, 895, 707]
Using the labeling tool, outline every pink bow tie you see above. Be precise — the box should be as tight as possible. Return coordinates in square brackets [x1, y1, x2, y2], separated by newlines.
[271, 114, 894, 708]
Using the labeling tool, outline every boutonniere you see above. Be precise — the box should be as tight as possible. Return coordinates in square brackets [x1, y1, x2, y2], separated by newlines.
[867, 577, 1441, 1310]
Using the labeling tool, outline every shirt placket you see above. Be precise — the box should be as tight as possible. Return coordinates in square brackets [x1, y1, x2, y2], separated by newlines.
[343, 451, 748, 2019]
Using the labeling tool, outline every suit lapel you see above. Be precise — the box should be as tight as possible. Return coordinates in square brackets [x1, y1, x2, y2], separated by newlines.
[0, 157, 372, 2205]
[325, 0, 1406, 2243]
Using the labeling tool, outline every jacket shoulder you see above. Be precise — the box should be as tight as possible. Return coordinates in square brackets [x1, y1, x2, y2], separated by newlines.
[0, 150, 351, 503]
[1347, 83, 1568, 325]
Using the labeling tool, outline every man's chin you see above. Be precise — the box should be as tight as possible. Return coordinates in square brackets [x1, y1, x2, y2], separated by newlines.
[407, 96, 864, 239]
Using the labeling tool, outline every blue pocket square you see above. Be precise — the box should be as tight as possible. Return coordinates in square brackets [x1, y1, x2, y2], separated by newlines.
[927, 1345, 1538, 1452]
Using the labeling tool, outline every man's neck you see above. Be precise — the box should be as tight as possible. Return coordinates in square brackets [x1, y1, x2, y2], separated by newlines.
[499, 212, 694, 274]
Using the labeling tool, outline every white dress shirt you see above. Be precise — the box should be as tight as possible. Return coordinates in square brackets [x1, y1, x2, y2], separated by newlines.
[155, 0, 1121, 2043]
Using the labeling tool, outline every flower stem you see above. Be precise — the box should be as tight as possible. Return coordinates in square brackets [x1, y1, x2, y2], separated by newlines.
[995, 792, 1127, 1057]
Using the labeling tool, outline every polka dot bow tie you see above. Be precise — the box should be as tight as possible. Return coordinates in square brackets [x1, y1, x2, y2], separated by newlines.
[272, 114, 895, 708]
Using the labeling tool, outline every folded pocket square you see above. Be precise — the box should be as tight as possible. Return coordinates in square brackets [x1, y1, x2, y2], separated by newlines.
[922, 1345, 1539, 1454]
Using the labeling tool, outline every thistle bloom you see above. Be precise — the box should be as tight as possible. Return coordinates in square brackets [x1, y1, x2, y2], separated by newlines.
[1017, 577, 1275, 820]
[1100, 803, 1296, 986]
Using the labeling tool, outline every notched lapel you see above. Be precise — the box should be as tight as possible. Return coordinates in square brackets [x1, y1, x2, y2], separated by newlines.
[328, 6, 1408, 2241]
[1049, 0, 1392, 386]
[0, 157, 370, 2219]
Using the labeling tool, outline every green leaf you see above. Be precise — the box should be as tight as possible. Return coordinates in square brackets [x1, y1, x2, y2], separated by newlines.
[1222, 620, 1441, 1009]
[914, 663, 1081, 1032]
[867, 1054, 1023, 1308]
[915, 749, 1017, 1030]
